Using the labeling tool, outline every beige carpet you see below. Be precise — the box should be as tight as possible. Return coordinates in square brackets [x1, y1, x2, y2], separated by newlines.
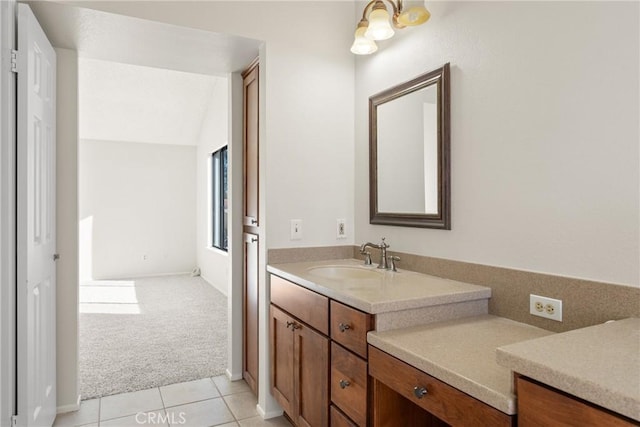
[79, 274, 227, 399]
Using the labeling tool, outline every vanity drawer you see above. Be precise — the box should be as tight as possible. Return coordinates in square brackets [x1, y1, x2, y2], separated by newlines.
[330, 300, 373, 358]
[331, 343, 368, 427]
[270, 275, 329, 335]
[369, 346, 513, 427]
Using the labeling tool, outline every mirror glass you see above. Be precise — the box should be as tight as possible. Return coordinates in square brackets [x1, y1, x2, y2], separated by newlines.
[369, 63, 450, 229]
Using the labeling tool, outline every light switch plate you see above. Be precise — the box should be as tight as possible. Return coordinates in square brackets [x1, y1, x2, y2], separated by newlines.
[290, 219, 302, 240]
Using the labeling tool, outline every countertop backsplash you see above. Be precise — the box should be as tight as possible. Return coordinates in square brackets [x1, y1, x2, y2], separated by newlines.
[268, 245, 640, 333]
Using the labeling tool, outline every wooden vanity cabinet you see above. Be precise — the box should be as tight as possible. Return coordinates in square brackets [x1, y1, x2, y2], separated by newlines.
[516, 376, 638, 427]
[270, 275, 373, 427]
[369, 346, 514, 427]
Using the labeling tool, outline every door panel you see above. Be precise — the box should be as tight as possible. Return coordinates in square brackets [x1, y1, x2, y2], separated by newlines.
[242, 63, 259, 226]
[243, 232, 258, 394]
[17, 4, 57, 427]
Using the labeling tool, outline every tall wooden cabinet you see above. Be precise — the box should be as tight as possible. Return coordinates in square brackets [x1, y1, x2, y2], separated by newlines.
[242, 59, 260, 395]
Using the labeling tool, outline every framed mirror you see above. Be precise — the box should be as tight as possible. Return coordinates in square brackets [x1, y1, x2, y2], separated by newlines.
[369, 63, 450, 229]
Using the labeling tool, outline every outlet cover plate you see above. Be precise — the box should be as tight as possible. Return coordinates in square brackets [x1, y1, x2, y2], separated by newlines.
[529, 294, 563, 322]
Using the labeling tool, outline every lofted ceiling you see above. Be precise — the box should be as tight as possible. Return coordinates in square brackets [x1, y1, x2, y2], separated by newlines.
[79, 58, 223, 146]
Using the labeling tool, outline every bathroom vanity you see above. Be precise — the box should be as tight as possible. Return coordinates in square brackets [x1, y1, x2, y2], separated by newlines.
[267, 259, 640, 427]
[267, 259, 491, 426]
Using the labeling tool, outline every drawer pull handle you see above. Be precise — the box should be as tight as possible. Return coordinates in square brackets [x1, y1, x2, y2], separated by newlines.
[339, 380, 351, 389]
[286, 321, 294, 330]
[338, 323, 351, 332]
[413, 386, 428, 399]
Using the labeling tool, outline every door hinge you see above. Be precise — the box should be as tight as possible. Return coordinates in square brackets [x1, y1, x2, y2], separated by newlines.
[10, 50, 18, 73]
[11, 415, 18, 426]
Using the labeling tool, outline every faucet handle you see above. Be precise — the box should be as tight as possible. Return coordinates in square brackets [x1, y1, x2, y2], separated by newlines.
[360, 250, 372, 265]
[388, 255, 400, 272]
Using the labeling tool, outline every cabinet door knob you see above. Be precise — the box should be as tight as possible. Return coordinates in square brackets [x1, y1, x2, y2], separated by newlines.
[338, 323, 351, 332]
[413, 386, 428, 398]
[339, 379, 351, 389]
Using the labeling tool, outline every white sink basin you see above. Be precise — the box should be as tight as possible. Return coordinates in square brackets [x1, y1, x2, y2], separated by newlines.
[307, 265, 383, 280]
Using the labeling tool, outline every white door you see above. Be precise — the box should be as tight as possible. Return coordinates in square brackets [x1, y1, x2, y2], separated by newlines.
[16, 4, 57, 427]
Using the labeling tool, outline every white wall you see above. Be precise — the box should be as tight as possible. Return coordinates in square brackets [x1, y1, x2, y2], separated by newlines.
[196, 76, 230, 295]
[79, 139, 197, 279]
[355, 2, 640, 287]
[66, 1, 357, 250]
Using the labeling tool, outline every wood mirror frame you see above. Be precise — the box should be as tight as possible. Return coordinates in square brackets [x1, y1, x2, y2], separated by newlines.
[369, 63, 450, 229]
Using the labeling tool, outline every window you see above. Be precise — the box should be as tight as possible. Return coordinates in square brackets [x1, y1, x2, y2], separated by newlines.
[211, 146, 228, 251]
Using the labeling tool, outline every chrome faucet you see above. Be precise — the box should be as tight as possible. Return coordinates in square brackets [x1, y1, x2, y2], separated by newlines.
[359, 237, 390, 269]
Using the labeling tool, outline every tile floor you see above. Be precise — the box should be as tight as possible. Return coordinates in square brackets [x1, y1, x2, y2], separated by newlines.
[53, 376, 292, 427]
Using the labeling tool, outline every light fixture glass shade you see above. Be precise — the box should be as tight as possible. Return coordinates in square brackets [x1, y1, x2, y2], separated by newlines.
[364, 2, 395, 40]
[397, 5, 430, 26]
[351, 23, 378, 55]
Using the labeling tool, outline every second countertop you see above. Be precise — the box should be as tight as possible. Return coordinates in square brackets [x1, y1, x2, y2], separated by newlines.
[367, 314, 554, 414]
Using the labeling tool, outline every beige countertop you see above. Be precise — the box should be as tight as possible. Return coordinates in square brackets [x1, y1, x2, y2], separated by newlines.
[496, 317, 640, 421]
[267, 259, 491, 314]
[367, 315, 554, 415]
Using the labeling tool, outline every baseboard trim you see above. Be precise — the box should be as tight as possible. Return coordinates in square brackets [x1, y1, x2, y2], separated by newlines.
[88, 271, 192, 281]
[57, 395, 81, 414]
[201, 275, 228, 297]
[225, 369, 242, 381]
[256, 404, 283, 419]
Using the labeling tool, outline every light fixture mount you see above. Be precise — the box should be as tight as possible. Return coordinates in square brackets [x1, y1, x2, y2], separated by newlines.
[351, 0, 430, 55]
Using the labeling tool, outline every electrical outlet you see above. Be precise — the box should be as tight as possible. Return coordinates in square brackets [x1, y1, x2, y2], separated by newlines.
[529, 294, 563, 322]
[336, 219, 347, 239]
[290, 219, 302, 240]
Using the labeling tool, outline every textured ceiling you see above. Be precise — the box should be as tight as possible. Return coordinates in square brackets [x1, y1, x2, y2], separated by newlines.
[25, 1, 261, 75]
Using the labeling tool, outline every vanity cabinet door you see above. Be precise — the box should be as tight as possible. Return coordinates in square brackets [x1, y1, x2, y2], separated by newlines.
[270, 305, 295, 416]
[296, 320, 329, 427]
[270, 304, 329, 427]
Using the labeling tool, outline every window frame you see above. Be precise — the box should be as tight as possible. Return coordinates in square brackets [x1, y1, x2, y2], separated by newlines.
[210, 146, 228, 252]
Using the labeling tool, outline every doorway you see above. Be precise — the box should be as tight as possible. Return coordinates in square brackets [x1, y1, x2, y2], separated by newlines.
[23, 0, 261, 407]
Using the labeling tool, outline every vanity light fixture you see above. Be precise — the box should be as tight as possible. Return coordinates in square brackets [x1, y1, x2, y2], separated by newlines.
[350, 0, 430, 55]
